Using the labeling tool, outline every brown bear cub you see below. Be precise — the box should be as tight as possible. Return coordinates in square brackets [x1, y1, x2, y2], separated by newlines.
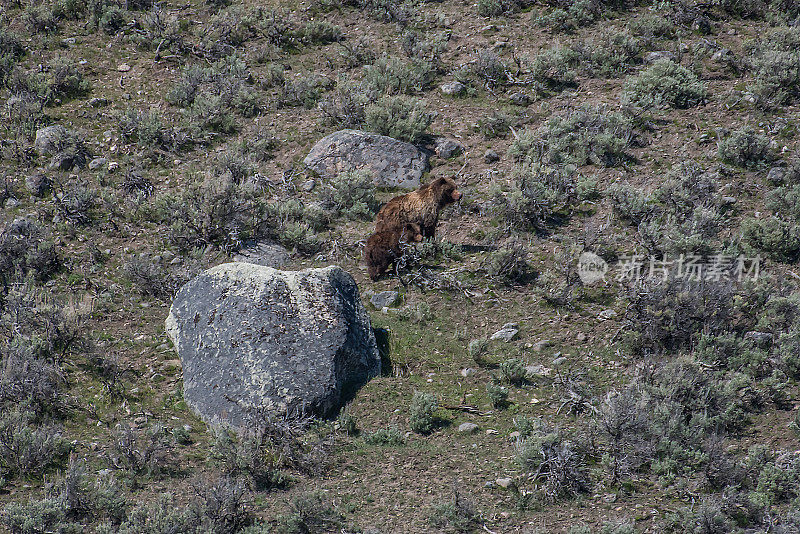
[374, 176, 462, 239]
[365, 223, 423, 281]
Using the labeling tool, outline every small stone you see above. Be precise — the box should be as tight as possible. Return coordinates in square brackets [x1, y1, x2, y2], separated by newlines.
[644, 51, 677, 64]
[552, 356, 567, 366]
[479, 24, 497, 32]
[440, 81, 466, 96]
[25, 173, 51, 197]
[300, 179, 316, 192]
[89, 157, 108, 171]
[496, 477, 513, 488]
[486, 429, 498, 435]
[525, 364, 552, 378]
[89, 97, 109, 108]
[117, 63, 131, 72]
[458, 422, 479, 433]
[532, 340, 552, 352]
[603, 493, 618, 503]
[711, 48, 733, 63]
[62, 37, 76, 45]
[721, 196, 737, 205]
[576, 332, 587, 343]
[484, 149, 500, 163]
[490, 323, 519, 342]
[460, 368, 477, 377]
[767, 167, 786, 184]
[434, 137, 464, 159]
[370, 290, 399, 309]
[598, 309, 618, 320]
[744, 93, 756, 104]
[35, 125, 67, 155]
[509, 91, 530, 106]
[108, 162, 119, 172]
[509, 431, 521, 439]
[4, 198, 19, 209]
[170, 257, 183, 265]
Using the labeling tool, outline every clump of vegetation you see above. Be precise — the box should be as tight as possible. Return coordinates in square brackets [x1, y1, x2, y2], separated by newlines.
[623, 59, 706, 109]
[362, 56, 436, 95]
[516, 424, 591, 501]
[718, 126, 774, 169]
[510, 106, 635, 167]
[317, 170, 377, 221]
[486, 382, 510, 408]
[362, 425, 405, 445]
[429, 487, 479, 532]
[364, 95, 434, 143]
[409, 391, 438, 434]
[745, 27, 800, 108]
[533, 0, 598, 33]
[610, 161, 723, 256]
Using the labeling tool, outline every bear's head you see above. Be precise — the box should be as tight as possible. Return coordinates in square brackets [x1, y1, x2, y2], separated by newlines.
[432, 176, 462, 206]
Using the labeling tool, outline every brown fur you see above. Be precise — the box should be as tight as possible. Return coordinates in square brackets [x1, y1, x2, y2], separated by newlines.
[373, 177, 462, 238]
[365, 223, 423, 281]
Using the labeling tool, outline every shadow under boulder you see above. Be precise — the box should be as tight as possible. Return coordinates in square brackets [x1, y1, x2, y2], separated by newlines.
[165, 263, 380, 428]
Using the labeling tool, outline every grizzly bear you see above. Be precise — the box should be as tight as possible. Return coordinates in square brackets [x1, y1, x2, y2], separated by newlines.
[374, 176, 462, 239]
[365, 223, 423, 281]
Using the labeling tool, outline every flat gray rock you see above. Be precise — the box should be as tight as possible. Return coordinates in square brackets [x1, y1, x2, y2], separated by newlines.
[490, 323, 519, 342]
[434, 137, 464, 159]
[35, 125, 67, 155]
[166, 263, 380, 428]
[370, 290, 399, 309]
[233, 241, 290, 269]
[303, 129, 429, 190]
[458, 422, 479, 433]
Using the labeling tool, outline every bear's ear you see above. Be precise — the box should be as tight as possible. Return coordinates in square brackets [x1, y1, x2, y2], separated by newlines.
[435, 176, 448, 186]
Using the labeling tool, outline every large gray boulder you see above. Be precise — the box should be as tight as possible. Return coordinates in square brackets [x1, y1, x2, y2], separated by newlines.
[166, 263, 380, 428]
[303, 129, 429, 190]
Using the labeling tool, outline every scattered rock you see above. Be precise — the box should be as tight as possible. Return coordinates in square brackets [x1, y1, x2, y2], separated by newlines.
[509, 431, 521, 439]
[576, 332, 587, 343]
[711, 48, 734, 63]
[300, 179, 316, 192]
[532, 339, 552, 352]
[525, 364, 552, 378]
[440, 81, 466, 96]
[484, 149, 500, 163]
[496, 477, 514, 488]
[88, 97, 109, 108]
[370, 290, 400, 309]
[434, 137, 464, 159]
[644, 51, 677, 64]
[107, 162, 119, 172]
[303, 129, 429, 190]
[89, 157, 108, 171]
[603, 493, 618, 503]
[460, 368, 477, 378]
[233, 241, 290, 269]
[34, 125, 67, 155]
[25, 174, 51, 197]
[117, 63, 131, 72]
[598, 309, 618, 320]
[486, 429, 498, 435]
[62, 37, 76, 45]
[166, 263, 381, 427]
[767, 167, 786, 184]
[490, 323, 519, 342]
[458, 422, 479, 433]
[721, 196, 737, 205]
[4, 198, 19, 209]
[552, 356, 567, 366]
[509, 92, 530, 106]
